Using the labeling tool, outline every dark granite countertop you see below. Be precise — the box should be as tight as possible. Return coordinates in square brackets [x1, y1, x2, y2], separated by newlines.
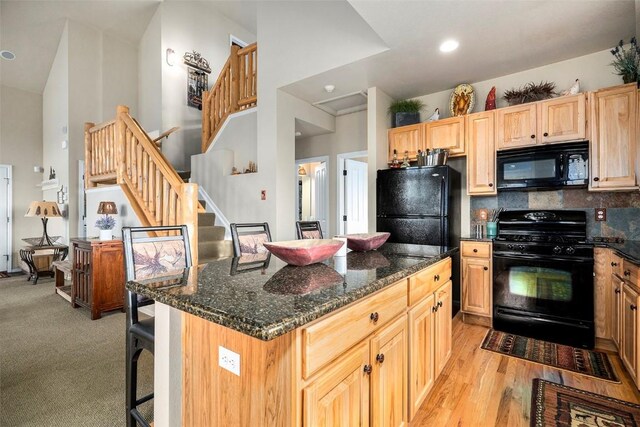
[460, 235, 495, 242]
[606, 241, 640, 265]
[126, 243, 458, 341]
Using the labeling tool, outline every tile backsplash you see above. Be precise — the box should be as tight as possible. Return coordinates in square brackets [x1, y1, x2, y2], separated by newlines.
[470, 189, 640, 240]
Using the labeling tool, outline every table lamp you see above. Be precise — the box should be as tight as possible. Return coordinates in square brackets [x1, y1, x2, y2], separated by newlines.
[25, 201, 62, 246]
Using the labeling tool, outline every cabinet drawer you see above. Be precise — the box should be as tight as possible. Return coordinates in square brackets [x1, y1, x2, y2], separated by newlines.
[623, 259, 639, 287]
[408, 258, 452, 306]
[611, 252, 624, 278]
[461, 241, 491, 258]
[302, 280, 407, 379]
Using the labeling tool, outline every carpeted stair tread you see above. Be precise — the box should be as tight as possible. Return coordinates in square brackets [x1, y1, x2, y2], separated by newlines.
[198, 212, 216, 226]
[198, 240, 233, 260]
[199, 225, 226, 241]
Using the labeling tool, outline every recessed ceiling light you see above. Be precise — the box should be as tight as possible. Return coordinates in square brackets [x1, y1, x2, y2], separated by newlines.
[295, 131, 302, 137]
[324, 85, 335, 93]
[0, 50, 16, 60]
[439, 40, 459, 53]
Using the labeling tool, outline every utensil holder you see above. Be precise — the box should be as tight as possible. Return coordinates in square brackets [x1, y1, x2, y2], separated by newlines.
[486, 221, 498, 238]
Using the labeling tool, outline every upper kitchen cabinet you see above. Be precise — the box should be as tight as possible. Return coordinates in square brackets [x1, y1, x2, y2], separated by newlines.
[496, 103, 537, 150]
[388, 124, 423, 163]
[424, 116, 465, 156]
[589, 84, 638, 191]
[539, 94, 586, 144]
[466, 111, 496, 195]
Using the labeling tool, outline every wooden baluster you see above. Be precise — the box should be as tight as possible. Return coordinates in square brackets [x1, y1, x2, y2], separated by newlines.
[163, 179, 170, 226]
[125, 129, 131, 179]
[239, 53, 246, 102]
[180, 183, 199, 266]
[252, 50, 257, 100]
[106, 126, 111, 173]
[202, 91, 210, 151]
[169, 189, 177, 225]
[230, 45, 240, 111]
[136, 143, 143, 193]
[84, 123, 94, 188]
[149, 162, 155, 216]
[142, 151, 149, 207]
[155, 169, 162, 224]
[248, 50, 254, 99]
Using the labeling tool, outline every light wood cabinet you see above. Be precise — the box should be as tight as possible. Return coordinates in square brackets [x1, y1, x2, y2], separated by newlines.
[461, 241, 492, 319]
[434, 280, 452, 377]
[407, 293, 435, 420]
[466, 111, 496, 195]
[621, 284, 638, 381]
[589, 83, 638, 191]
[612, 275, 623, 349]
[304, 341, 370, 426]
[496, 103, 537, 149]
[539, 94, 586, 144]
[371, 315, 407, 427]
[388, 124, 423, 162]
[424, 116, 465, 156]
[594, 247, 611, 340]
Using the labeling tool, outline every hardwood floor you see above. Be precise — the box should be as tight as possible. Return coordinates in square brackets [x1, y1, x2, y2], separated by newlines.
[411, 317, 640, 426]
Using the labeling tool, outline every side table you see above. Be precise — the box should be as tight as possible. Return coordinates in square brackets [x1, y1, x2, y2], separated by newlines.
[19, 245, 69, 284]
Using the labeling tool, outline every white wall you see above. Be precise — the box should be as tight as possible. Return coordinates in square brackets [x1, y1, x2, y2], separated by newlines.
[158, 2, 256, 171]
[367, 87, 392, 233]
[412, 48, 626, 121]
[85, 186, 142, 239]
[42, 23, 70, 241]
[102, 33, 138, 120]
[295, 110, 368, 237]
[138, 7, 162, 134]
[0, 85, 44, 269]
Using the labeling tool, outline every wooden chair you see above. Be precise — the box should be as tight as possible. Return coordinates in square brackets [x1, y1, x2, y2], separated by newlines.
[296, 221, 323, 240]
[230, 223, 272, 257]
[122, 225, 192, 427]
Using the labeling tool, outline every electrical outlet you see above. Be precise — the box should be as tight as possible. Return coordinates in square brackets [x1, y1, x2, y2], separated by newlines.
[595, 208, 606, 222]
[219, 346, 240, 376]
[261, 190, 266, 200]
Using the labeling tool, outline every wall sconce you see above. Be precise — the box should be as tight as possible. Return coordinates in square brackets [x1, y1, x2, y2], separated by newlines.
[166, 48, 176, 66]
[298, 165, 307, 176]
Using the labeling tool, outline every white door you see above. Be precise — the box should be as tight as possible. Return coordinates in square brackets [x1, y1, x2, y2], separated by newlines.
[344, 159, 368, 234]
[313, 163, 328, 236]
[0, 166, 9, 272]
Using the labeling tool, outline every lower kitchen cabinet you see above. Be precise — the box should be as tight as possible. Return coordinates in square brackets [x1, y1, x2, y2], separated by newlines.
[303, 341, 371, 426]
[622, 284, 639, 382]
[407, 293, 435, 419]
[434, 281, 452, 377]
[611, 275, 623, 349]
[461, 241, 492, 321]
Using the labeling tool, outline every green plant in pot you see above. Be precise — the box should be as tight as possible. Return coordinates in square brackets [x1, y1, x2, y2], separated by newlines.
[388, 99, 424, 128]
[610, 37, 640, 86]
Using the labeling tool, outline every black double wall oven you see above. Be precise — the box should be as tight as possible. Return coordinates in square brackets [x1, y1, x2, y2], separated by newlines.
[492, 210, 595, 349]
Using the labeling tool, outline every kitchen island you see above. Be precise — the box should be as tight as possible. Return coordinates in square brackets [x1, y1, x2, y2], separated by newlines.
[127, 243, 457, 426]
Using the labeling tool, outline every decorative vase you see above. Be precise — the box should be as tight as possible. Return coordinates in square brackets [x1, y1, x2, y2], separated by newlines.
[393, 112, 420, 128]
[486, 221, 498, 238]
[99, 229, 113, 241]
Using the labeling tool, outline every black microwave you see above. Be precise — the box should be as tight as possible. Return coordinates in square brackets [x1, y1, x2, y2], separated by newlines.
[496, 141, 589, 191]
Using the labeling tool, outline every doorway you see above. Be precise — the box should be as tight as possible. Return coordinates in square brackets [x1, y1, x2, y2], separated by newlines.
[0, 165, 12, 272]
[295, 156, 329, 237]
[337, 151, 368, 235]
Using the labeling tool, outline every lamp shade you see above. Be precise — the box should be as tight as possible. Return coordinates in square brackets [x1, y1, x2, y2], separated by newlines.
[25, 201, 62, 218]
[97, 201, 118, 215]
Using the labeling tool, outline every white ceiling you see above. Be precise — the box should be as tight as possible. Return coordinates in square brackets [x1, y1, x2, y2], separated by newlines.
[282, 0, 637, 103]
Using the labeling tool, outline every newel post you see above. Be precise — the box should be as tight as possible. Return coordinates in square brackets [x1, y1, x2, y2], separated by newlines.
[115, 105, 129, 185]
[84, 122, 95, 189]
[230, 44, 241, 112]
[201, 90, 210, 152]
[180, 183, 199, 267]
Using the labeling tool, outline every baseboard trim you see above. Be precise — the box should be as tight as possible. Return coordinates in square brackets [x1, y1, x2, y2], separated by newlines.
[462, 312, 492, 327]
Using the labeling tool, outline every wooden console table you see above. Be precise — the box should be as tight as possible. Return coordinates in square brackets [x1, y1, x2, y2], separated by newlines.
[19, 245, 68, 284]
[71, 238, 125, 320]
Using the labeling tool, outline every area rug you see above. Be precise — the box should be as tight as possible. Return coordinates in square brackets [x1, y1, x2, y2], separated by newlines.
[531, 378, 640, 426]
[481, 329, 618, 382]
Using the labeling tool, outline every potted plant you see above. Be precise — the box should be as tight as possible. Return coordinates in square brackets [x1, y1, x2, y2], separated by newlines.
[610, 37, 640, 85]
[388, 99, 424, 128]
[95, 215, 116, 241]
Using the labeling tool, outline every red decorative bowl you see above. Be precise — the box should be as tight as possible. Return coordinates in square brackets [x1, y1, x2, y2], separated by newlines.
[264, 264, 343, 295]
[345, 232, 390, 252]
[263, 239, 344, 266]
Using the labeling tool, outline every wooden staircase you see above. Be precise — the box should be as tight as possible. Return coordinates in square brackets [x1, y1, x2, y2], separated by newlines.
[201, 43, 257, 152]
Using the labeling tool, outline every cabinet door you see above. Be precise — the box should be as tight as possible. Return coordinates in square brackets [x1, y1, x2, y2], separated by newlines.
[461, 257, 491, 317]
[370, 315, 407, 427]
[407, 293, 435, 420]
[590, 84, 638, 190]
[621, 285, 638, 380]
[425, 117, 465, 156]
[593, 247, 611, 339]
[303, 341, 370, 427]
[434, 281, 452, 377]
[539, 94, 586, 143]
[611, 276, 622, 349]
[496, 103, 537, 149]
[388, 124, 423, 162]
[466, 111, 496, 195]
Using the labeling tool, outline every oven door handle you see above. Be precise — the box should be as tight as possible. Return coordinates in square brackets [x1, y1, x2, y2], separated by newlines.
[493, 253, 594, 263]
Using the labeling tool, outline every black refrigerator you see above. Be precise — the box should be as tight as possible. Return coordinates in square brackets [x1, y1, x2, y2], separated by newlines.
[376, 166, 459, 246]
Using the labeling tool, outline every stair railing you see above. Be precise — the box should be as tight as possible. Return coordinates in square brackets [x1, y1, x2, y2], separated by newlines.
[85, 105, 198, 265]
[201, 43, 257, 152]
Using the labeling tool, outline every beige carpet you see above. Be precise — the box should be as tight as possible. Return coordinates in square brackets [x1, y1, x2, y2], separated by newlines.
[0, 275, 153, 426]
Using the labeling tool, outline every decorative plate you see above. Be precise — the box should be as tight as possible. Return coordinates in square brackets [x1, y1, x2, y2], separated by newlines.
[449, 84, 475, 116]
